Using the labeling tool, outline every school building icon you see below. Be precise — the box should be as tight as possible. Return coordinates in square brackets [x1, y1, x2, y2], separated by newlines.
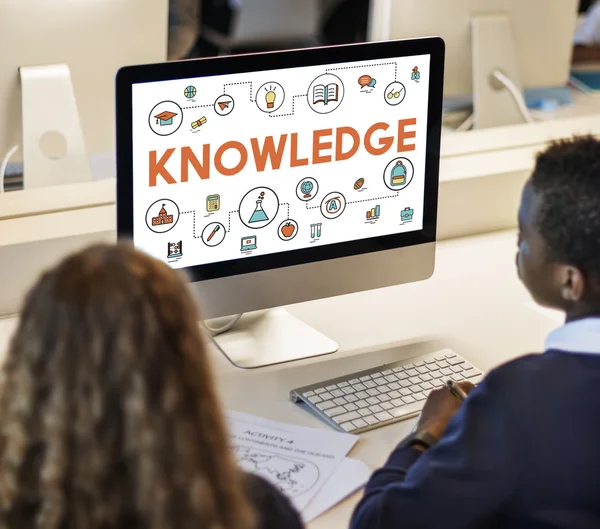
[152, 204, 174, 226]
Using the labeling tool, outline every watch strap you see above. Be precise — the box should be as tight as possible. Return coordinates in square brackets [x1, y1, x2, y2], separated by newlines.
[400, 430, 439, 450]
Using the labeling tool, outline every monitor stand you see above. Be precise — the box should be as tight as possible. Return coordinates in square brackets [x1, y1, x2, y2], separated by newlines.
[20, 63, 93, 188]
[207, 308, 339, 369]
[470, 13, 529, 129]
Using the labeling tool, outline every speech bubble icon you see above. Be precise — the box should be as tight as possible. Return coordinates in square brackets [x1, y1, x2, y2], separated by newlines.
[358, 75, 372, 88]
[368, 78, 377, 88]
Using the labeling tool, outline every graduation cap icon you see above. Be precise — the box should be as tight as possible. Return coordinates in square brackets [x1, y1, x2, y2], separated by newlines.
[218, 100, 231, 111]
[155, 110, 177, 126]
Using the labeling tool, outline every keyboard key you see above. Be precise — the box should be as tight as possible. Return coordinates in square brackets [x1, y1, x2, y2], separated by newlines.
[356, 391, 369, 399]
[364, 380, 376, 389]
[375, 411, 393, 422]
[333, 397, 347, 406]
[412, 392, 426, 401]
[424, 358, 437, 364]
[419, 373, 432, 381]
[400, 388, 412, 396]
[342, 387, 357, 395]
[437, 360, 449, 368]
[338, 381, 349, 388]
[402, 395, 416, 404]
[346, 394, 358, 403]
[352, 418, 368, 429]
[416, 366, 429, 374]
[385, 375, 398, 383]
[353, 383, 367, 391]
[321, 392, 334, 400]
[448, 357, 465, 366]
[369, 404, 384, 413]
[344, 403, 358, 412]
[356, 400, 370, 409]
[359, 375, 372, 382]
[303, 390, 315, 397]
[390, 401, 423, 418]
[358, 408, 371, 417]
[380, 401, 393, 410]
[326, 385, 338, 391]
[404, 363, 415, 370]
[331, 389, 345, 398]
[434, 355, 446, 361]
[441, 368, 453, 376]
[324, 406, 346, 417]
[414, 361, 425, 367]
[451, 365, 463, 373]
[419, 381, 433, 391]
[377, 394, 391, 403]
[382, 369, 394, 376]
[409, 376, 422, 385]
[429, 369, 441, 378]
[366, 397, 380, 406]
[317, 401, 336, 411]
[372, 377, 386, 386]
[378, 384, 391, 393]
[388, 390, 401, 399]
[400, 380, 412, 388]
[397, 372, 409, 381]
[348, 378, 360, 385]
[315, 388, 326, 394]
[366, 388, 380, 397]
[445, 353, 457, 359]
[392, 367, 404, 373]
[388, 382, 400, 391]
[308, 395, 323, 404]
[406, 369, 419, 377]
[340, 421, 357, 432]
[470, 374, 484, 385]
[364, 415, 379, 425]
[333, 411, 361, 424]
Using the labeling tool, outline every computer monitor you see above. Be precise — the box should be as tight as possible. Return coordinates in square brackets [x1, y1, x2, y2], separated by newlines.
[0, 0, 168, 189]
[116, 39, 444, 368]
[368, 0, 578, 128]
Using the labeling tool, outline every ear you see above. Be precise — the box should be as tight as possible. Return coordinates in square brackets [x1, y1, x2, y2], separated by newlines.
[561, 266, 586, 302]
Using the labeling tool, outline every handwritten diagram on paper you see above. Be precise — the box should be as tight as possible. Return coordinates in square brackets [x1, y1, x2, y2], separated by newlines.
[226, 411, 357, 511]
[233, 446, 320, 497]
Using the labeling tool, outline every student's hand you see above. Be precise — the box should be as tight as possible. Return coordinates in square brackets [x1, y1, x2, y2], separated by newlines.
[416, 381, 475, 442]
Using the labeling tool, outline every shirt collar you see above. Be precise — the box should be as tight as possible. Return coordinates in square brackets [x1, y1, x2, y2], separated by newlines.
[545, 317, 600, 355]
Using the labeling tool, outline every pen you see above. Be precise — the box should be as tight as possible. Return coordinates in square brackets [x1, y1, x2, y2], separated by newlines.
[207, 225, 220, 242]
[445, 379, 468, 401]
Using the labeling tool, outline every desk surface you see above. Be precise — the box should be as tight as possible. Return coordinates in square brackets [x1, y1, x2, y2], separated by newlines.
[0, 229, 561, 528]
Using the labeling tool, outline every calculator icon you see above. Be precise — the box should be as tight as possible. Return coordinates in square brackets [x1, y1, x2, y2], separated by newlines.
[206, 194, 220, 212]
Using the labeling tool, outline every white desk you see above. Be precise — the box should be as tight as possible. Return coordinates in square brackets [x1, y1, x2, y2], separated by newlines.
[0, 229, 561, 528]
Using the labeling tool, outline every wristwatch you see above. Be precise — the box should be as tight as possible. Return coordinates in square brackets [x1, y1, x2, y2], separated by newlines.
[400, 430, 439, 451]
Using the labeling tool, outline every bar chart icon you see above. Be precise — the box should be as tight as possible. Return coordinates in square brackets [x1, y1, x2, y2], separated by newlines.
[366, 205, 380, 220]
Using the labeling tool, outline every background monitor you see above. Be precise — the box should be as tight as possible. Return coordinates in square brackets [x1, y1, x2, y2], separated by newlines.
[117, 39, 444, 367]
[0, 0, 168, 188]
[368, 0, 578, 128]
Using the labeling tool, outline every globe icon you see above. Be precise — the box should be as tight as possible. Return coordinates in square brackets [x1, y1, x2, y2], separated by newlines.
[184, 86, 197, 99]
[301, 181, 313, 197]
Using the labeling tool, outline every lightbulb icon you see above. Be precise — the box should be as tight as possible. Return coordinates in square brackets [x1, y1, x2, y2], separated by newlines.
[256, 82, 284, 113]
[265, 86, 276, 108]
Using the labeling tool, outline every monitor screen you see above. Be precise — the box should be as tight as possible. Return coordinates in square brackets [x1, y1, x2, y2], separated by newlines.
[118, 40, 443, 281]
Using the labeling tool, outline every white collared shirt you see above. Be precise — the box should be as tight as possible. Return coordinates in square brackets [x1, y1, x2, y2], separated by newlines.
[544, 317, 600, 355]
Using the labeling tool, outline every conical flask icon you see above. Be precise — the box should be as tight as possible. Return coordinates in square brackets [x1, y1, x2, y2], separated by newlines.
[249, 199, 269, 223]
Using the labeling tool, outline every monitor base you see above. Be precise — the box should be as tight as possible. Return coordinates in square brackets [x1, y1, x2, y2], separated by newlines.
[208, 308, 339, 369]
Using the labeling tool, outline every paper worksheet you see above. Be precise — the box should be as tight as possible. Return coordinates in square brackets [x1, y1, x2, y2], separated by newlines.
[226, 411, 358, 512]
[302, 456, 371, 523]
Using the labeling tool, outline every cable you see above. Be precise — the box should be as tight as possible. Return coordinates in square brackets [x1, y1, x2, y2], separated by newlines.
[491, 70, 535, 124]
[201, 313, 243, 337]
[0, 144, 19, 193]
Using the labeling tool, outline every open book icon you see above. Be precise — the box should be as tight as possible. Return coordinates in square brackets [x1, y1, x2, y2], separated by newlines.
[313, 82, 339, 105]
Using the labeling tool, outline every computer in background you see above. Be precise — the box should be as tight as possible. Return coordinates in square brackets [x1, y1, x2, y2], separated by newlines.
[368, 0, 579, 129]
[0, 0, 168, 191]
[116, 38, 482, 433]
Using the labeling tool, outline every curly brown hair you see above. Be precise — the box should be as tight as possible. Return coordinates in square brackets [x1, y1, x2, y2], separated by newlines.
[0, 244, 255, 529]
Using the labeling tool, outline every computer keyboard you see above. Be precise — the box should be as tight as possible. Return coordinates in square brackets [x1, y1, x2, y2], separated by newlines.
[290, 349, 484, 434]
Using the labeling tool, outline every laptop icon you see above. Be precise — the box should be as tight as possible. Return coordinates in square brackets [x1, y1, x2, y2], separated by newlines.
[241, 236, 257, 251]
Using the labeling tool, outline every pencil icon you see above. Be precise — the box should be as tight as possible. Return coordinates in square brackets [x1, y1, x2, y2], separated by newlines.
[207, 224, 220, 241]
[191, 116, 207, 129]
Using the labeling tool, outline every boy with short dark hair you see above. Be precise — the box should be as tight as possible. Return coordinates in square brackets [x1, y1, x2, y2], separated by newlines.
[350, 135, 600, 529]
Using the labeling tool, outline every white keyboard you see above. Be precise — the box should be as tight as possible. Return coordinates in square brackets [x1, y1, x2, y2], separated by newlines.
[290, 349, 483, 434]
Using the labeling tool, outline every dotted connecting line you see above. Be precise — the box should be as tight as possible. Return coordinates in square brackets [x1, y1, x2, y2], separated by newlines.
[182, 104, 213, 110]
[326, 61, 398, 81]
[224, 81, 254, 102]
[305, 202, 320, 210]
[269, 94, 307, 118]
[227, 210, 239, 232]
[347, 193, 399, 205]
[181, 210, 200, 238]
[280, 202, 290, 219]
